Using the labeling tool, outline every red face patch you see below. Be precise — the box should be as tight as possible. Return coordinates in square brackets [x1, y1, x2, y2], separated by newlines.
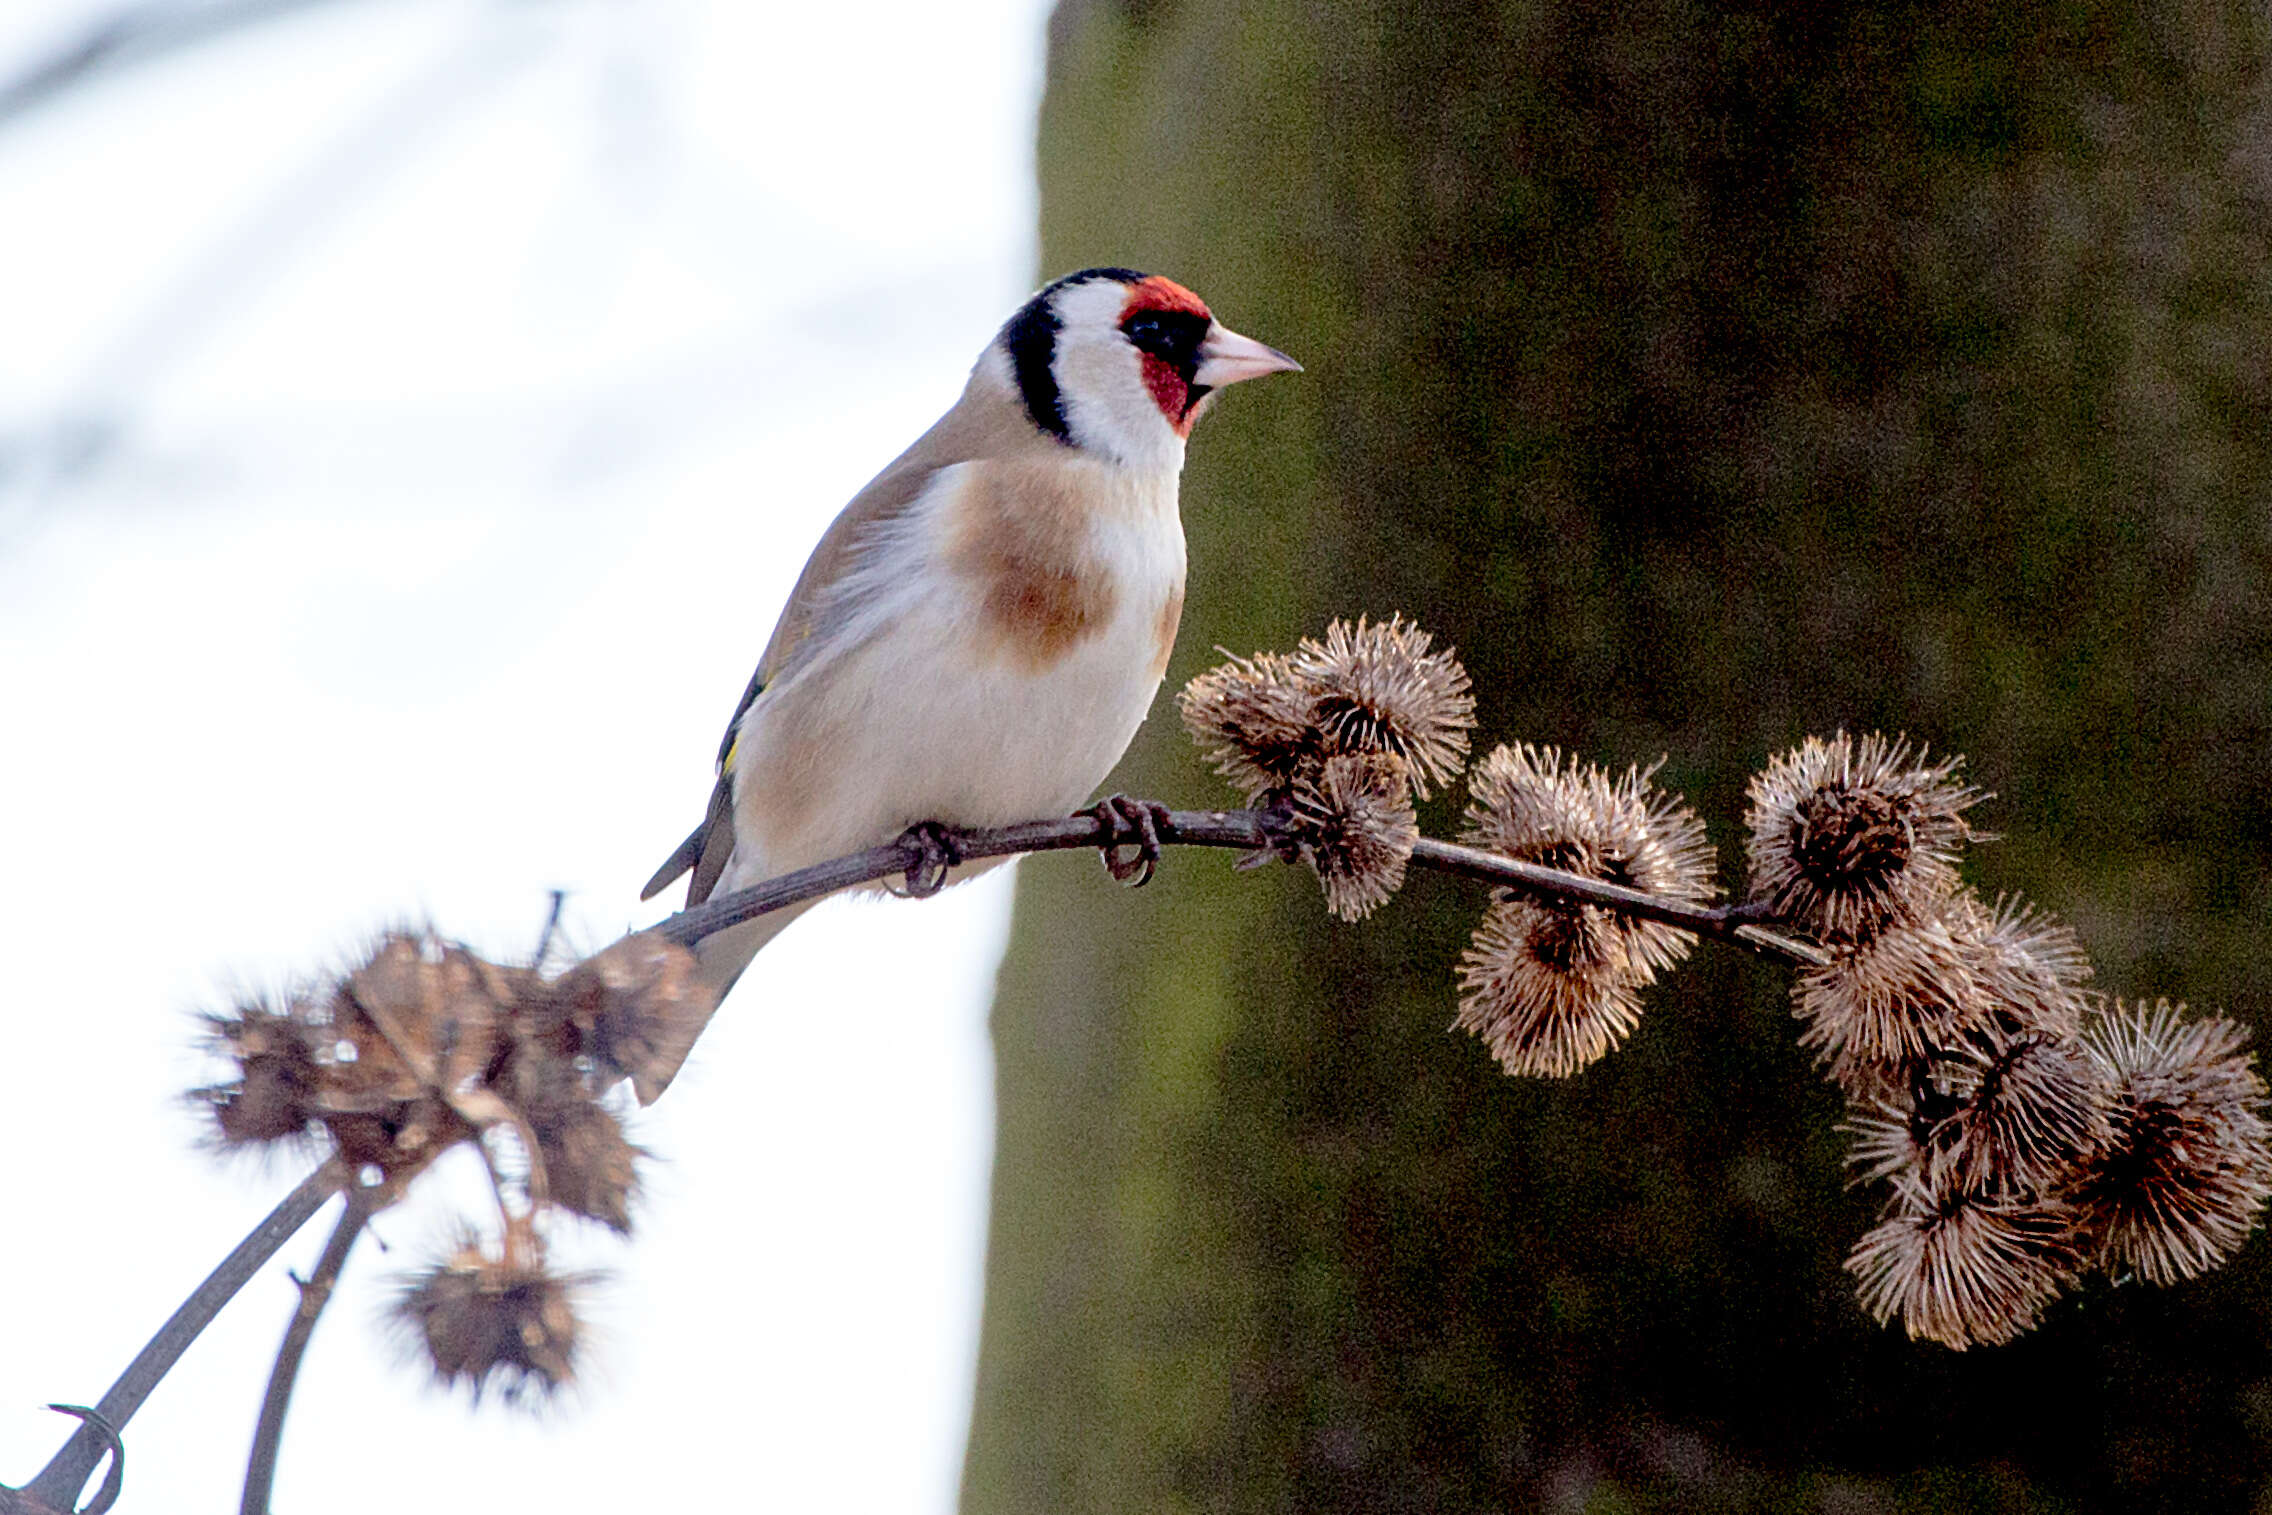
[1119, 276, 1211, 323]
[1119, 278, 1214, 434]
[1138, 356, 1194, 435]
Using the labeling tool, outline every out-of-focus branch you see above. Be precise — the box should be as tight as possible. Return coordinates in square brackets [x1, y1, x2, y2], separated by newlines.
[651, 804, 1829, 967]
[238, 1183, 377, 1515]
[0, 0, 357, 128]
[19, 1164, 344, 1513]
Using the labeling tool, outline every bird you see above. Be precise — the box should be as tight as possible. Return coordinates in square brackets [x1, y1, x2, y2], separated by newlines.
[636, 266, 1300, 1100]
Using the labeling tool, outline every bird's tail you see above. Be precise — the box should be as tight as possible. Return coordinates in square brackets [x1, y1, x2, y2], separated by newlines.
[634, 897, 816, 1105]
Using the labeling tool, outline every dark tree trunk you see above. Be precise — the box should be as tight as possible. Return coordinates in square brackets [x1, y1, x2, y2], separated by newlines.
[966, 3, 2272, 1510]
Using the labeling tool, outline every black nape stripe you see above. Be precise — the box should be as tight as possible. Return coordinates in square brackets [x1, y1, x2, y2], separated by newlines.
[1002, 266, 1151, 443]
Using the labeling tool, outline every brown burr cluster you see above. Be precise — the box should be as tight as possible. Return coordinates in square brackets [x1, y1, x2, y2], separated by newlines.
[1454, 744, 1715, 1076]
[1183, 625, 2272, 1350]
[198, 929, 715, 1399]
[1747, 732, 2271, 1347]
[1180, 614, 1473, 920]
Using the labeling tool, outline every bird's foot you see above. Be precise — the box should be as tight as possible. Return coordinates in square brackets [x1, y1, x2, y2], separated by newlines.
[890, 820, 964, 899]
[1084, 795, 1173, 888]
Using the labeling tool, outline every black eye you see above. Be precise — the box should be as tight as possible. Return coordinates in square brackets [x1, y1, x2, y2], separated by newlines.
[1121, 309, 1208, 372]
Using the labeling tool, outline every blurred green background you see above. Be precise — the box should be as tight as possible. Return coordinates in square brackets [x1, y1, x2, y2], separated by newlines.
[965, 1, 2272, 1511]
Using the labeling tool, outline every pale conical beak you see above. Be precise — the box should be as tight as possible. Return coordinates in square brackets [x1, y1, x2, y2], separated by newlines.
[1192, 323, 1302, 388]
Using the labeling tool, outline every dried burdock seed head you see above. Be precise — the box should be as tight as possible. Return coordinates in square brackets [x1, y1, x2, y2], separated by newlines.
[1177, 649, 1321, 800]
[2075, 999, 2272, 1285]
[395, 1226, 586, 1405]
[199, 999, 324, 1150]
[1179, 617, 1473, 805]
[1455, 898, 1645, 1077]
[323, 1097, 474, 1183]
[1936, 1031, 2112, 1195]
[1462, 744, 1716, 968]
[1959, 894, 2092, 1041]
[1794, 910, 1985, 1079]
[1842, 1098, 1936, 1187]
[1806, 892, 2093, 1103]
[1463, 746, 1715, 894]
[548, 934, 716, 1107]
[1289, 615, 1475, 795]
[332, 933, 505, 1102]
[1845, 1176, 2079, 1349]
[503, 1056, 644, 1235]
[1453, 746, 1715, 1077]
[1282, 750, 1420, 921]
[1745, 732, 1978, 941]
[1461, 743, 1603, 875]
[1605, 764, 1716, 975]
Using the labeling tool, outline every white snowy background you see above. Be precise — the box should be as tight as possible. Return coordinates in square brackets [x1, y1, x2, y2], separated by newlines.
[0, 0, 1049, 1507]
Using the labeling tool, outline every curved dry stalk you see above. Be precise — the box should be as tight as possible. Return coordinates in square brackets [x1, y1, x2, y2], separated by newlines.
[239, 1182, 381, 1515]
[4, 1406, 123, 1515]
[21, 1165, 344, 1512]
[651, 804, 1827, 967]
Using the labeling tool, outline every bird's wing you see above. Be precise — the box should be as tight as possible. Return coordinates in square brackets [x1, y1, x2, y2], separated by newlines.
[641, 387, 1045, 906]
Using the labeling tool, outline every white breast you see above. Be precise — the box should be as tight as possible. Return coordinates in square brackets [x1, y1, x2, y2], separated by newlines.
[720, 460, 1186, 887]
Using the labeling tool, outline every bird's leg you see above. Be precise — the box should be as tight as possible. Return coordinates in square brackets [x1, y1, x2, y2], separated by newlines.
[890, 821, 963, 899]
[1083, 794, 1173, 888]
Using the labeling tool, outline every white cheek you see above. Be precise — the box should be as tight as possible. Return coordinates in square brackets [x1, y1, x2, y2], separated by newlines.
[1057, 335, 1184, 471]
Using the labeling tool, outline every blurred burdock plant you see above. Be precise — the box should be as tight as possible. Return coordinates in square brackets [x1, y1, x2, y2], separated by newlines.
[395, 1222, 590, 1405]
[13, 612, 2268, 1515]
[172, 928, 716, 1511]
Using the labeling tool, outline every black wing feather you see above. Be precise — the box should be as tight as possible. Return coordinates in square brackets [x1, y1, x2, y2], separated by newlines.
[641, 668, 768, 904]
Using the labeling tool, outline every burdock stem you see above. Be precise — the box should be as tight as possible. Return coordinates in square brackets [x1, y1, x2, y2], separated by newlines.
[22, 1164, 345, 1511]
[654, 804, 1827, 967]
[238, 1182, 380, 1515]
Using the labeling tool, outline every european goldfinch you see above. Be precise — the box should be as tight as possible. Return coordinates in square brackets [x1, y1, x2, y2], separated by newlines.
[639, 268, 1299, 1098]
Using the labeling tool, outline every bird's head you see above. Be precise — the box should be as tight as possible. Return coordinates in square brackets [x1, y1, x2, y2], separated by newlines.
[992, 267, 1301, 469]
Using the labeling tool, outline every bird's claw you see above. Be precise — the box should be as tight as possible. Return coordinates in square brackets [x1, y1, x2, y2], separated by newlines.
[1085, 795, 1172, 887]
[891, 821, 963, 899]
